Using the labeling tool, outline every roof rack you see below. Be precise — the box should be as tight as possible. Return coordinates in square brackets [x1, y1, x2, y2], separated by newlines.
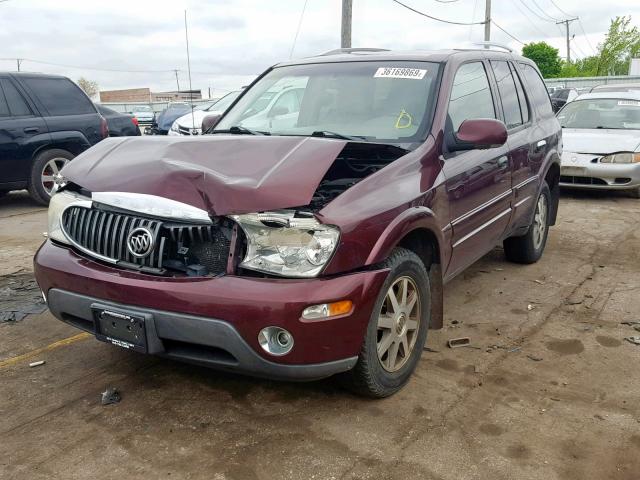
[472, 41, 513, 53]
[319, 48, 390, 56]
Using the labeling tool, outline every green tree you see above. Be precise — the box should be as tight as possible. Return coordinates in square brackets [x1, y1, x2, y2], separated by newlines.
[522, 42, 562, 78]
[596, 16, 640, 75]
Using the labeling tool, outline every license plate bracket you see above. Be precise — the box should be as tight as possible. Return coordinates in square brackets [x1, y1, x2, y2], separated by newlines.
[93, 308, 148, 353]
[561, 166, 586, 177]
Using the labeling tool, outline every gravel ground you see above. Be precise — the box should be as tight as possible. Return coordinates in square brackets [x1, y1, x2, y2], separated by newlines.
[0, 188, 639, 480]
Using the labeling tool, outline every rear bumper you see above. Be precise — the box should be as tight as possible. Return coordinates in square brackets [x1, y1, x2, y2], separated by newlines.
[46, 289, 357, 380]
[34, 241, 388, 377]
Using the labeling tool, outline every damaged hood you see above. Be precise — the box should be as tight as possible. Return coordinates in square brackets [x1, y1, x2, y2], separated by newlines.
[61, 135, 348, 215]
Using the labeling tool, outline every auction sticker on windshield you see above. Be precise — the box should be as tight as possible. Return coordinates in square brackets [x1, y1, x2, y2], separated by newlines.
[374, 67, 427, 79]
[618, 100, 640, 107]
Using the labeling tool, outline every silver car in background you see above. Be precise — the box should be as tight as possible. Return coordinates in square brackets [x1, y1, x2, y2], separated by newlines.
[557, 92, 640, 198]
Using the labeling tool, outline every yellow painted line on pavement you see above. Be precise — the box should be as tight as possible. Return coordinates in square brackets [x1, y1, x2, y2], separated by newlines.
[0, 332, 92, 369]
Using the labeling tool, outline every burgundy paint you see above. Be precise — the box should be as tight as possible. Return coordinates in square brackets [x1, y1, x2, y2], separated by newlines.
[60, 135, 348, 216]
[455, 118, 508, 148]
[34, 241, 388, 364]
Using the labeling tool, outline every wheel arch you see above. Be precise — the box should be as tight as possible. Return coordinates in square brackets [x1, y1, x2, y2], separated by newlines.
[365, 207, 445, 329]
[543, 154, 561, 226]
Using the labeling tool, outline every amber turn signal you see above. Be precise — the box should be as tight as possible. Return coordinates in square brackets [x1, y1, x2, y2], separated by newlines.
[302, 300, 353, 320]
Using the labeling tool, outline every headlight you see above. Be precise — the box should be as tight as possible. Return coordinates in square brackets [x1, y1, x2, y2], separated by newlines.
[233, 211, 340, 278]
[170, 121, 179, 132]
[47, 190, 91, 245]
[600, 152, 640, 164]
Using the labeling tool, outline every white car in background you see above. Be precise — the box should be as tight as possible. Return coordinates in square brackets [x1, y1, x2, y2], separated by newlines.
[558, 92, 640, 198]
[129, 105, 155, 125]
[169, 91, 242, 136]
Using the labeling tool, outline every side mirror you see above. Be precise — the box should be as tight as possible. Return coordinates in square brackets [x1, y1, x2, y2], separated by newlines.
[448, 118, 507, 152]
[268, 106, 289, 118]
[201, 114, 222, 132]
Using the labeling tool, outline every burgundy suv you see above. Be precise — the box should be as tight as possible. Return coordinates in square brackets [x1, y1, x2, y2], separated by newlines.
[34, 48, 561, 397]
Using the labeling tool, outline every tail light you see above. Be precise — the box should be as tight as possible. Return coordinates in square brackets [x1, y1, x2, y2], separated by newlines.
[131, 116, 139, 127]
[99, 116, 109, 139]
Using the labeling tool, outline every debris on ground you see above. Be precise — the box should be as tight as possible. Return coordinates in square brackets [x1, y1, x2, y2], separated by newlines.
[423, 346, 440, 353]
[621, 320, 640, 326]
[508, 346, 521, 353]
[527, 355, 544, 362]
[0, 272, 47, 323]
[566, 299, 583, 305]
[101, 387, 121, 405]
[447, 337, 470, 348]
[28, 360, 45, 368]
[527, 304, 536, 311]
[533, 279, 545, 285]
[624, 337, 640, 346]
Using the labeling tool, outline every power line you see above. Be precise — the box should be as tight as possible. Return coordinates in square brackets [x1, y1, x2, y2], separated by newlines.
[491, 20, 524, 45]
[290, 0, 308, 59]
[512, 0, 555, 38]
[391, 0, 486, 26]
[530, 0, 561, 22]
[578, 19, 597, 55]
[0, 57, 173, 73]
[548, 0, 574, 17]
[516, 0, 555, 23]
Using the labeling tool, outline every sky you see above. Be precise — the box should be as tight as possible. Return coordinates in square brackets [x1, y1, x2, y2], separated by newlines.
[0, 0, 639, 98]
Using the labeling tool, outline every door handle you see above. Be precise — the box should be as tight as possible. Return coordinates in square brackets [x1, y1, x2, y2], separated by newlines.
[24, 127, 39, 134]
[534, 139, 547, 151]
[497, 156, 509, 169]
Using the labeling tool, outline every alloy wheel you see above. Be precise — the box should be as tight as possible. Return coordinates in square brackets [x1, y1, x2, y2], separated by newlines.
[376, 276, 421, 372]
[41, 158, 68, 196]
[532, 194, 548, 250]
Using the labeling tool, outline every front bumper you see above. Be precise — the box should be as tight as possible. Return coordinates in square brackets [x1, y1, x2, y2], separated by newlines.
[560, 152, 640, 190]
[34, 241, 388, 379]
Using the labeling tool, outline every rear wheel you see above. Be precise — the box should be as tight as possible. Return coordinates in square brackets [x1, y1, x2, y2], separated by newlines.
[630, 186, 640, 199]
[504, 182, 551, 264]
[28, 149, 74, 205]
[343, 248, 430, 398]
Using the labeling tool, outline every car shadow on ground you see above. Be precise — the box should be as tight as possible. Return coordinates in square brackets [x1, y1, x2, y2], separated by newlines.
[0, 190, 44, 214]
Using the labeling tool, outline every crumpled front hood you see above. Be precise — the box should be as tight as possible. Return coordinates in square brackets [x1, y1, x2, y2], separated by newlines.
[61, 135, 348, 215]
[562, 128, 640, 154]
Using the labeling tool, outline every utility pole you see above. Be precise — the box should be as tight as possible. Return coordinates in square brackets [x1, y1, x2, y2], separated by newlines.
[484, 0, 491, 45]
[173, 69, 180, 92]
[556, 18, 578, 63]
[341, 0, 352, 49]
[16, 58, 22, 72]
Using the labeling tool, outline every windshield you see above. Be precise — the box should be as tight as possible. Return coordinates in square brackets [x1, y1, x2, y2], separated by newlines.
[209, 91, 241, 112]
[558, 98, 640, 130]
[133, 105, 152, 112]
[215, 61, 440, 144]
[195, 101, 217, 111]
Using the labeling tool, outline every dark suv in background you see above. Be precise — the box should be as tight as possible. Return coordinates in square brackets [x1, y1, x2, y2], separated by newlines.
[0, 73, 107, 204]
[36, 48, 561, 397]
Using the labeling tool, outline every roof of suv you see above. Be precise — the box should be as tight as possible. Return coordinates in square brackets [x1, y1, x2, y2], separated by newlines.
[2, 72, 70, 79]
[277, 48, 536, 68]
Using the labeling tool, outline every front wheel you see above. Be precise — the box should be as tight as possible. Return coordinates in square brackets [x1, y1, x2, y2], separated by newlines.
[343, 248, 430, 398]
[504, 182, 551, 264]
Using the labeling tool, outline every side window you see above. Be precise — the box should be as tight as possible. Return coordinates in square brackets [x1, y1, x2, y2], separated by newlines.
[1, 79, 32, 116]
[520, 64, 553, 117]
[22, 77, 95, 116]
[448, 62, 495, 131]
[0, 83, 9, 116]
[510, 63, 529, 123]
[271, 90, 300, 115]
[490, 60, 522, 128]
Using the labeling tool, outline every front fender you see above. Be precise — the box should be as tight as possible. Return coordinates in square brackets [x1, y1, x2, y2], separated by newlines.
[365, 206, 445, 267]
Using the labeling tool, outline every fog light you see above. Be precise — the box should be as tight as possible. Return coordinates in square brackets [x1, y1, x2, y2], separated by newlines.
[258, 327, 294, 356]
[302, 300, 353, 320]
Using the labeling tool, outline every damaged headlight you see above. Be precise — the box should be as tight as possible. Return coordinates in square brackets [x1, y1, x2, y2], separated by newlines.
[232, 211, 340, 278]
[47, 190, 91, 245]
[600, 152, 640, 164]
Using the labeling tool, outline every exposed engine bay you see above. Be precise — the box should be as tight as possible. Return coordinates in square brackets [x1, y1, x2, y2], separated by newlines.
[306, 142, 408, 211]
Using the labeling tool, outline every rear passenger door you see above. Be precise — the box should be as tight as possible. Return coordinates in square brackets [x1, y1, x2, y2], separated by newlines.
[488, 60, 535, 229]
[0, 76, 49, 184]
[443, 61, 512, 277]
[19, 76, 102, 147]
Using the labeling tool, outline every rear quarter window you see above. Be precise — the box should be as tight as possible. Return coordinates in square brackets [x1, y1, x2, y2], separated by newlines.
[23, 77, 96, 116]
[519, 64, 553, 117]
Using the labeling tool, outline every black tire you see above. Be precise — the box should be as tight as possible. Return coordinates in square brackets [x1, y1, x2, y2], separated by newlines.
[28, 149, 74, 206]
[504, 182, 551, 264]
[342, 247, 430, 398]
[630, 186, 640, 199]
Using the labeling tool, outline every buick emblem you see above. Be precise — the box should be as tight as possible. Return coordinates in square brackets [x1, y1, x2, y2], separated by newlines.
[127, 227, 154, 258]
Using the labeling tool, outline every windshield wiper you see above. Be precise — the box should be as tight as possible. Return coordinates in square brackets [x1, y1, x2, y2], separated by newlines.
[310, 130, 367, 141]
[210, 126, 269, 135]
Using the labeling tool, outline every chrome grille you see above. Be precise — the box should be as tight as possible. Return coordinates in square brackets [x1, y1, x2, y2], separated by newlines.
[61, 206, 232, 276]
